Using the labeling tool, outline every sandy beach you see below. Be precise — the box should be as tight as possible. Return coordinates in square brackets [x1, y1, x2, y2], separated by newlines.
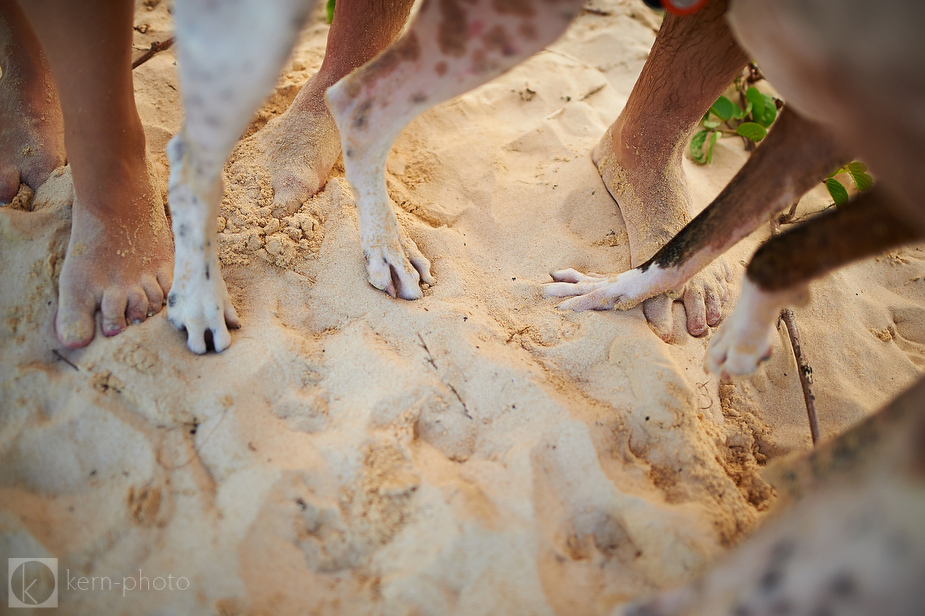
[2, 1, 924, 613]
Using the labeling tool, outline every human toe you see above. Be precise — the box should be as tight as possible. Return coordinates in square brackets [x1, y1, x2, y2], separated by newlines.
[643, 295, 673, 341]
[683, 287, 708, 336]
[55, 294, 97, 348]
[270, 172, 320, 217]
[704, 285, 723, 326]
[142, 276, 165, 317]
[100, 290, 129, 337]
[126, 289, 150, 325]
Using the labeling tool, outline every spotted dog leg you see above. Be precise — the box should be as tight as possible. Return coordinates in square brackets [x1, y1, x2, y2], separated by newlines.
[326, 0, 586, 299]
[706, 185, 924, 378]
[544, 109, 848, 312]
[618, 374, 925, 616]
[167, 0, 314, 353]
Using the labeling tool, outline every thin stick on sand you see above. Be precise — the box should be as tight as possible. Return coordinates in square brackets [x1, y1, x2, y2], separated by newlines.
[132, 37, 175, 70]
[770, 212, 821, 445]
[779, 307, 821, 445]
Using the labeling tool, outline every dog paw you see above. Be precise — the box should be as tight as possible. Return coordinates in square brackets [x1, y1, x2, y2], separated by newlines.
[166, 134, 241, 354]
[543, 268, 649, 311]
[704, 317, 774, 379]
[545, 259, 731, 340]
[363, 230, 434, 300]
[166, 267, 240, 354]
[704, 278, 797, 378]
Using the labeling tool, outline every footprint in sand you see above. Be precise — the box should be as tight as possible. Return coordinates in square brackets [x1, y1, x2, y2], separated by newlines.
[888, 305, 925, 368]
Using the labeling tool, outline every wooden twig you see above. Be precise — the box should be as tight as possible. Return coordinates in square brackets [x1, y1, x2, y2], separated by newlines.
[780, 308, 821, 445]
[52, 349, 80, 371]
[131, 37, 175, 70]
[769, 219, 821, 445]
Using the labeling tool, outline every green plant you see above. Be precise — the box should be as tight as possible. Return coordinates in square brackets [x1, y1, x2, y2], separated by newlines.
[326, 0, 336, 23]
[691, 86, 779, 164]
[824, 161, 873, 205]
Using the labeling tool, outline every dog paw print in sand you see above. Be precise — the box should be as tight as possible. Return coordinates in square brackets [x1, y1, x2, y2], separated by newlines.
[386, 136, 466, 229]
[272, 387, 330, 434]
[126, 483, 163, 527]
[290, 442, 420, 573]
[216, 160, 327, 270]
[883, 305, 925, 368]
[113, 341, 160, 375]
[91, 370, 126, 395]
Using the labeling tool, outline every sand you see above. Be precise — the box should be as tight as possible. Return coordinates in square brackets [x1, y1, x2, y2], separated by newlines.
[2, 1, 924, 614]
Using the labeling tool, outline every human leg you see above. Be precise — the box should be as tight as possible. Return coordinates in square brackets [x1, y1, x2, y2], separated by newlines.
[0, 0, 65, 203]
[260, 0, 416, 217]
[593, 0, 749, 338]
[16, 0, 173, 347]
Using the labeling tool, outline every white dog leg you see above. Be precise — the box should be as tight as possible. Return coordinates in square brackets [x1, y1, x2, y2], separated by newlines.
[167, 0, 314, 353]
[326, 0, 585, 299]
[705, 279, 805, 379]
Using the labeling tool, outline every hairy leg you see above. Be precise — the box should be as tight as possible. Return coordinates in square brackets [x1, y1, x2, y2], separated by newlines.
[0, 0, 65, 202]
[167, 0, 312, 353]
[707, 185, 923, 378]
[260, 0, 415, 217]
[592, 0, 749, 339]
[17, 0, 172, 347]
[327, 0, 586, 299]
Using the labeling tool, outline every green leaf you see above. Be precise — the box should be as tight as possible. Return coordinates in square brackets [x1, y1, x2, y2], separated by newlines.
[736, 122, 767, 142]
[326, 0, 336, 23]
[691, 130, 709, 164]
[756, 94, 778, 127]
[825, 178, 850, 205]
[691, 130, 719, 164]
[702, 119, 721, 130]
[846, 161, 873, 191]
[710, 96, 735, 122]
[846, 161, 867, 174]
[732, 101, 752, 120]
[705, 130, 719, 163]
[745, 87, 764, 120]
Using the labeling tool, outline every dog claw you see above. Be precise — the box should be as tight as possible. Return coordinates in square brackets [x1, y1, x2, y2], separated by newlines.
[363, 236, 429, 301]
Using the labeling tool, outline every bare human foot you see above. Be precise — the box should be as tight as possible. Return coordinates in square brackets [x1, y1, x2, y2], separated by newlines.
[0, 0, 65, 203]
[56, 140, 173, 347]
[592, 116, 732, 339]
[584, 1, 748, 340]
[260, 0, 415, 216]
[259, 72, 343, 217]
[15, 0, 173, 348]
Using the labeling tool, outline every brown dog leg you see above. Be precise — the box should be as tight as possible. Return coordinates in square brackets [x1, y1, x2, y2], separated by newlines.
[546, 108, 849, 312]
[707, 185, 925, 377]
